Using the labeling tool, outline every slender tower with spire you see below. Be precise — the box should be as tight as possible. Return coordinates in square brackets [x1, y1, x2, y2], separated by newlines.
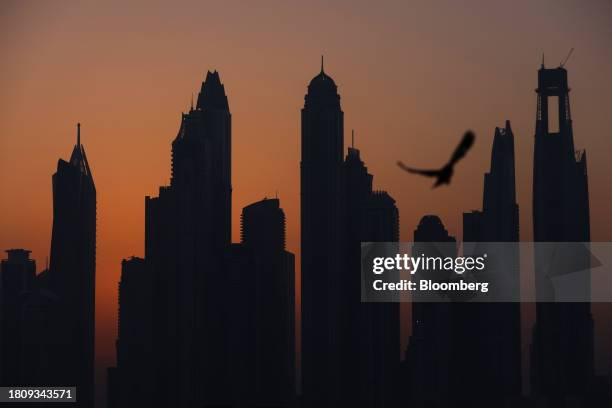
[301, 58, 346, 408]
[47, 123, 96, 408]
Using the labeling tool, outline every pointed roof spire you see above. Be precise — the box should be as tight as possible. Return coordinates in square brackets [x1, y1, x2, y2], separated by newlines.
[196, 70, 229, 111]
[321, 55, 324, 74]
[541, 52, 545, 68]
[69, 122, 93, 179]
[346, 129, 362, 161]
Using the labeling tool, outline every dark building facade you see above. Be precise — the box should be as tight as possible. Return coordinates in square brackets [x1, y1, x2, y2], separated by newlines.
[404, 215, 456, 408]
[144, 71, 232, 408]
[300, 62, 401, 407]
[107, 257, 153, 408]
[4, 125, 98, 404]
[0, 249, 36, 386]
[116, 71, 298, 408]
[225, 243, 257, 408]
[530, 65, 593, 406]
[300, 61, 346, 408]
[44, 123, 97, 407]
[240, 198, 296, 408]
[343, 146, 400, 408]
[405, 124, 522, 408]
[463, 121, 519, 243]
[460, 121, 522, 406]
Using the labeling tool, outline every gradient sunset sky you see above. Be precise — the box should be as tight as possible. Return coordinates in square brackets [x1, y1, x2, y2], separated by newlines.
[1, 0, 612, 402]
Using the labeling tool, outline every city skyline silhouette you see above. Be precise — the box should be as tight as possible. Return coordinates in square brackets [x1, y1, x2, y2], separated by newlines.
[2, 2, 612, 407]
[2, 59, 611, 407]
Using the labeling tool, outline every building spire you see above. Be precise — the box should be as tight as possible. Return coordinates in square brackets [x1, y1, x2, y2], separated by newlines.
[541, 52, 545, 68]
[321, 55, 324, 74]
[351, 129, 355, 148]
[77, 123, 81, 146]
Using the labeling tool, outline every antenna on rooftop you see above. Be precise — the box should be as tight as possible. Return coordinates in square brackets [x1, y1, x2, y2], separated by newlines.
[560, 48, 574, 68]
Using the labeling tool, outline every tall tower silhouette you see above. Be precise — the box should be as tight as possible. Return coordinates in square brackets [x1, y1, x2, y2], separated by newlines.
[464, 121, 519, 243]
[460, 121, 521, 406]
[145, 71, 232, 408]
[531, 64, 593, 405]
[240, 198, 296, 408]
[173, 70, 232, 250]
[47, 123, 97, 408]
[343, 145, 400, 408]
[300, 59, 346, 407]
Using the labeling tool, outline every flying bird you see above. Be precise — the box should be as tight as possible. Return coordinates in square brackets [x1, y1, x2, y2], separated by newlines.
[397, 131, 475, 188]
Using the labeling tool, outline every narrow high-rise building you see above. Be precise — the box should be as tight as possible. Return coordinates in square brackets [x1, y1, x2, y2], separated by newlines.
[404, 215, 456, 408]
[240, 198, 296, 408]
[531, 64, 593, 406]
[464, 121, 519, 243]
[47, 123, 96, 407]
[300, 59, 346, 407]
[145, 71, 232, 408]
[107, 257, 153, 408]
[343, 145, 400, 408]
[460, 121, 522, 407]
[0, 249, 36, 386]
[301, 65, 401, 407]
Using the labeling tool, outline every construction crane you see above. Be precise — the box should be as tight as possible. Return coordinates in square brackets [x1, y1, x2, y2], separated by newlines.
[560, 48, 574, 68]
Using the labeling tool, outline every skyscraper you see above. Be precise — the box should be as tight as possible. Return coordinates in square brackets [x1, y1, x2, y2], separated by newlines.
[460, 121, 521, 406]
[145, 71, 232, 408]
[47, 123, 96, 407]
[531, 64, 593, 406]
[301, 62, 401, 407]
[343, 145, 400, 408]
[464, 121, 519, 243]
[108, 257, 153, 408]
[300, 59, 346, 407]
[404, 215, 456, 408]
[240, 198, 296, 408]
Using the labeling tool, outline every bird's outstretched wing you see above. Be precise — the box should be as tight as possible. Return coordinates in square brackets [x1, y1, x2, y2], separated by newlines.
[396, 161, 440, 177]
[448, 131, 475, 167]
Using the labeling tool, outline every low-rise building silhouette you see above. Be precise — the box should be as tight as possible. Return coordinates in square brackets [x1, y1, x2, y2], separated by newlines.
[0, 249, 36, 386]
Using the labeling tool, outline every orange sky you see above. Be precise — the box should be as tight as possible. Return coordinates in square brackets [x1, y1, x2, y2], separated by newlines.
[1, 0, 612, 404]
